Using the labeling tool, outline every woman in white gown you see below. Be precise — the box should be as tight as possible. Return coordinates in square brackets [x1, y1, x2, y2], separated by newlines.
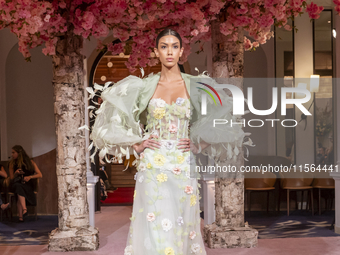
[90, 28, 245, 255]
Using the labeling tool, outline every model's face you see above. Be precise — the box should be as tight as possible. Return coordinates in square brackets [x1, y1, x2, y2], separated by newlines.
[154, 35, 183, 68]
[11, 149, 18, 160]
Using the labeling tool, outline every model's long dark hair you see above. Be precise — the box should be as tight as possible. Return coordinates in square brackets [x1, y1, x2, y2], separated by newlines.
[10, 145, 34, 174]
[156, 28, 182, 48]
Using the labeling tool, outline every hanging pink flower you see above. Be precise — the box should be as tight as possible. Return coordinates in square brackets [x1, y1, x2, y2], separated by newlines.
[306, 2, 324, 19]
[0, 0, 325, 67]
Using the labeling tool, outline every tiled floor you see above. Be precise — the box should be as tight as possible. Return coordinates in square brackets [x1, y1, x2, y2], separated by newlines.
[1, 206, 340, 255]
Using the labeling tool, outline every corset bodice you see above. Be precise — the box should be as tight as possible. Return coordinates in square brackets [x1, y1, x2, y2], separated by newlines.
[144, 97, 190, 140]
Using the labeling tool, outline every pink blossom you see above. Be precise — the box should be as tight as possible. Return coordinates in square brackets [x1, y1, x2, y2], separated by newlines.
[81, 11, 95, 30]
[284, 24, 292, 31]
[169, 124, 178, 133]
[146, 212, 155, 222]
[189, 231, 196, 239]
[191, 29, 199, 36]
[0, 0, 325, 71]
[108, 43, 125, 56]
[306, 2, 324, 19]
[244, 37, 253, 51]
[184, 185, 193, 194]
[172, 167, 181, 175]
[59, 2, 67, 9]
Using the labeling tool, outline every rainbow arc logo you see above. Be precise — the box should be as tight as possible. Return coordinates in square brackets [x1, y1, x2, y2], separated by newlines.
[196, 82, 223, 107]
[196, 82, 223, 115]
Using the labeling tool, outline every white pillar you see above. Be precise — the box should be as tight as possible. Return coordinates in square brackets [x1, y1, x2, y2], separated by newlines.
[199, 157, 216, 226]
[331, 172, 340, 233]
[87, 176, 99, 227]
[294, 12, 315, 166]
[330, 10, 340, 235]
[84, 59, 99, 227]
[201, 179, 215, 225]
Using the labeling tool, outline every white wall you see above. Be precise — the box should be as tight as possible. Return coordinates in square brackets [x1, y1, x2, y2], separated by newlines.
[0, 31, 101, 160]
[0, 28, 56, 160]
[244, 39, 276, 156]
[5, 43, 55, 158]
[0, 29, 17, 160]
[0, 30, 113, 160]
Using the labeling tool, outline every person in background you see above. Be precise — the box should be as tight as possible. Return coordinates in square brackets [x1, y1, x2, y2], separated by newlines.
[0, 164, 8, 190]
[0, 197, 10, 211]
[99, 164, 117, 192]
[9, 145, 42, 222]
[0, 164, 10, 210]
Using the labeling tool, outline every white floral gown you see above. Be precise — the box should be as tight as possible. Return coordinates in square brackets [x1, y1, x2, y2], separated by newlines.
[124, 97, 207, 255]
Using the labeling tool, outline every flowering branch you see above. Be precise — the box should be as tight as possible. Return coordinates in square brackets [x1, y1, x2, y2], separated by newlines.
[0, 0, 325, 72]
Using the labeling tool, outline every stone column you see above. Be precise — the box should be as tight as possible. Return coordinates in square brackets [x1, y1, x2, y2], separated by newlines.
[48, 34, 99, 251]
[203, 17, 258, 249]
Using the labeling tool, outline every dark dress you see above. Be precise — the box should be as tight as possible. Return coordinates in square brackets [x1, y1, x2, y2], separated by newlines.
[0, 164, 4, 190]
[0, 164, 5, 206]
[12, 163, 36, 206]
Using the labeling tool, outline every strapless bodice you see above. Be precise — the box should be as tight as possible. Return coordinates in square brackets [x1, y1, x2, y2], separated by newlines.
[144, 97, 191, 140]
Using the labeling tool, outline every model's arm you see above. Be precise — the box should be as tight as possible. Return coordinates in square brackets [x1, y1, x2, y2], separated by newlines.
[133, 139, 161, 154]
[24, 160, 43, 183]
[90, 76, 146, 162]
[0, 166, 7, 179]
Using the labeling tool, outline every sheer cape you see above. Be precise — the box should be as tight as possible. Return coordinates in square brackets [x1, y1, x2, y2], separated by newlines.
[89, 71, 249, 166]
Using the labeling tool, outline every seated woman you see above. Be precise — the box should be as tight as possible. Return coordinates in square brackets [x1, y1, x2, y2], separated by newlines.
[0, 164, 10, 210]
[0, 163, 8, 190]
[0, 197, 9, 210]
[9, 145, 42, 222]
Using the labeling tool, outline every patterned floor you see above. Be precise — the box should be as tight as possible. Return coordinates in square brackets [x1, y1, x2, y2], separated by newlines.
[0, 209, 337, 246]
[0, 215, 58, 245]
[245, 210, 338, 239]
